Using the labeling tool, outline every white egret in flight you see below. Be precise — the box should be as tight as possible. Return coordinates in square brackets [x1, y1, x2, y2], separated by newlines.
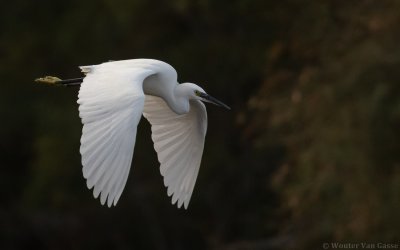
[36, 59, 230, 209]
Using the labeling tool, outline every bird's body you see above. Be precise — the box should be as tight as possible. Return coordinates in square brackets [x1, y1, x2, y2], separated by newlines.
[73, 59, 229, 209]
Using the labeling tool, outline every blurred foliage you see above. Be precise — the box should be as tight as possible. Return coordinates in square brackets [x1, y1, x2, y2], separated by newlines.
[0, 0, 399, 249]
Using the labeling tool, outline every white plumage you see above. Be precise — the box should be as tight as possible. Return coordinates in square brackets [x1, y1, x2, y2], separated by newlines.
[76, 59, 229, 209]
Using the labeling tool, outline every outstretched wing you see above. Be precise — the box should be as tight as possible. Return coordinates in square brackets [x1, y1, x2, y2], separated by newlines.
[143, 96, 207, 209]
[78, 67, 154, 207]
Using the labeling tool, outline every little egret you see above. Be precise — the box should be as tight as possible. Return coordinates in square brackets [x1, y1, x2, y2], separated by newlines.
[36, 59, 230, 209]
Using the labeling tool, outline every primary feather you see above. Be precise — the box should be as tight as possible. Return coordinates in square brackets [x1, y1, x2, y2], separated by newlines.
[143, 96, 207, 209]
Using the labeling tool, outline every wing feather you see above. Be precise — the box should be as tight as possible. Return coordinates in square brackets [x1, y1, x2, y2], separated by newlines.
[78, 66, 154, 207]
[143, 95, 207, 209]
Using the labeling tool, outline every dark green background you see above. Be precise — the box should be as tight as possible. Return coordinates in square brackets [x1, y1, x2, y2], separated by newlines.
[1, 0, 399, 249]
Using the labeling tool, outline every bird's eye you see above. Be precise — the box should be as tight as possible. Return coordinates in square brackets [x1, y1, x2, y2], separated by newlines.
[194, 90, 201, 96]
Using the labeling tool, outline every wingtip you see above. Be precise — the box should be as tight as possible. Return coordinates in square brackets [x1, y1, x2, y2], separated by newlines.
[107, 198, 113, 208]
[100, 191, 108, 205]
[176, 199, 189, 209]
[171, 194, 178, 205]
[178, 199, 184, 209]
[184, 200, 189, 209]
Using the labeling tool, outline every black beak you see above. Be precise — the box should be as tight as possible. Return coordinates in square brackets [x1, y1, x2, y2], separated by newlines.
[199, 92, 231, 110]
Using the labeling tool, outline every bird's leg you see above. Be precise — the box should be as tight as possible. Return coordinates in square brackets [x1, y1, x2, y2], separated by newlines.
[35, 76, 84, 87]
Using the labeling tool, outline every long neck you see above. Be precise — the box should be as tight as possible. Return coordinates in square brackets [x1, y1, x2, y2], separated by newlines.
[167, 84, 191, 115]
[143, 74, 190, 115]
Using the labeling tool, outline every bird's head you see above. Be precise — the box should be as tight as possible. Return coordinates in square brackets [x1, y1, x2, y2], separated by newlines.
[181, 83, 231, 110]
